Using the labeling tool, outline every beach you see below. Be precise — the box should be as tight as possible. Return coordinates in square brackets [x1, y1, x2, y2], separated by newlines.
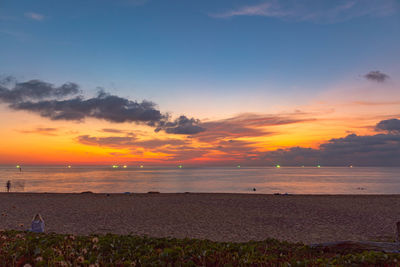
[1, 193, 400, 244]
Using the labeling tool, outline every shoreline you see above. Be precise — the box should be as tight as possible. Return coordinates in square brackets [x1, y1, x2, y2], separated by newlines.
[0, 191, 400, 197]
[1, 193, 400, 244]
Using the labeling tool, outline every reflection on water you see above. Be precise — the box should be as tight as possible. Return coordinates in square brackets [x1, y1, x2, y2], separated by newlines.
[0, 166, 399, 194]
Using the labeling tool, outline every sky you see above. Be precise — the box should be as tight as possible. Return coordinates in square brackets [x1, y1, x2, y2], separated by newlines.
[0, 0, 399, 166]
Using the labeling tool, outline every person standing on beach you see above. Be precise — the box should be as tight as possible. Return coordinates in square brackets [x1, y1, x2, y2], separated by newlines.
[6, 180, 11, 192]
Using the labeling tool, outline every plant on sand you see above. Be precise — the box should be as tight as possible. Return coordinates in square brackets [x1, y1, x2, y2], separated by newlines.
[1, 230, 400, 266]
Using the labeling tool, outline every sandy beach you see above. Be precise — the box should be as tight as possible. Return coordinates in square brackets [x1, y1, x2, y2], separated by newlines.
[1, 193, 400, 244]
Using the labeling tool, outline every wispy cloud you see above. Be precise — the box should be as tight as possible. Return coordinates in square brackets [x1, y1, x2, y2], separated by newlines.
[209, 0, 398, 23]
[194, 113, 314, 143]
[209, 2, 290, 19]
[16, 127, 58, 136]
[353, 100, 400, 106]
[24, 12, 45, 21]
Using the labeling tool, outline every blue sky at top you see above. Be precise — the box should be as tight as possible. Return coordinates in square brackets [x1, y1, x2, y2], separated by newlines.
[1, 0, 399, 117]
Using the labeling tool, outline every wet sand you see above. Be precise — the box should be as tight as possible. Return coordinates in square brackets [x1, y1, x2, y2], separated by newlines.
[1, 193, 399, 244]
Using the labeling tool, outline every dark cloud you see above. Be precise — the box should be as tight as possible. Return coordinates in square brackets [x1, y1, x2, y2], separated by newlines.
[264, 128, 400, 166]
[264, 147, 320, 165]
[375, 118, 400, 134]
[11, 91, 165, 123]
[0, 77, 80, 102]
[364, 70, 390, 82]
[0, 77, 204, 135]
[320, 133, 400, 166]
[0, 75, 16, 86]
[156, 115, 205, 135]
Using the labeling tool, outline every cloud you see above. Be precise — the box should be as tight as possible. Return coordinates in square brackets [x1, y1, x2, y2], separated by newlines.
[0, 76, 204, 135]
[76, 113, 305, 162]
[364, 70, 390, 82]
[204, 118, 400, 166]
[263, 119, 400, 166]
[101, 128, 125, 134]
[16, 127, 58, 136]
[134, 139, 188, 149]
[353, 101, 400, 106]
[210, 2, 289, 19]
[9, 91, 166, 123]
[74, 117, 400, 166]
[375, 118, 400, 134]
[0, 77, 80, 103]
[78, 135, 137, 148]
[210, 0, 398, 23]
[78, 135, 188, 149]
[156, 115, 205, 135]
[212, 139, 258, 159]
[77, 134, 201, 160]
[24, 12, 45, 21]
[194, 113, 312, 142]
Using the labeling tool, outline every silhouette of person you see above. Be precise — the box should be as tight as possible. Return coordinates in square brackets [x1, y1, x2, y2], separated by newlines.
[6, 180, 11, 192]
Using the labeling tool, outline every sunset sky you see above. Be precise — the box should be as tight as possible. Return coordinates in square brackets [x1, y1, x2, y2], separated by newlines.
[0, 0, 399, 166]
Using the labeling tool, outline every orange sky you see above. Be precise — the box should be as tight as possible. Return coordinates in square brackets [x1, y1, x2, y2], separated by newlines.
[1, 79, 398, 166]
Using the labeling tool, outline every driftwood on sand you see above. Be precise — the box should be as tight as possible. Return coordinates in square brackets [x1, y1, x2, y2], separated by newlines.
[310, 221, 400, 253]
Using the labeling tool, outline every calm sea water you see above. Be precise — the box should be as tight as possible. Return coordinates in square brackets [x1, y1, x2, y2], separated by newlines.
[0, 166, 399, 194]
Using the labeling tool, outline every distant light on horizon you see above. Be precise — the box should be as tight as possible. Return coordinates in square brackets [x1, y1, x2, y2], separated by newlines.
[16, 165, 20, 168]
[123, 165, 127, 168]
[112, 165, 119, 168]
[237, 165, 241, 168]
[67, 165, 71, 168]
[317, 165, 321, 168]
[276, 165, 281, 168]
[140, 165, 144, 168]
[178, 165, 183, 168]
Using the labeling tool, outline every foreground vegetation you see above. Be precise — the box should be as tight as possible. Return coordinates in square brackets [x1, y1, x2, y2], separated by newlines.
[1, 231, 400, 266]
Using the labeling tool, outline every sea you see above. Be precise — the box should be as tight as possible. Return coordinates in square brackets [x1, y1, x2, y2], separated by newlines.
[0, 165, 399, 194]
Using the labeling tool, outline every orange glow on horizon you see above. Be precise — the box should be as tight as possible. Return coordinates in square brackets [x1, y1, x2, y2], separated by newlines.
[0, 89, 395, 165]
